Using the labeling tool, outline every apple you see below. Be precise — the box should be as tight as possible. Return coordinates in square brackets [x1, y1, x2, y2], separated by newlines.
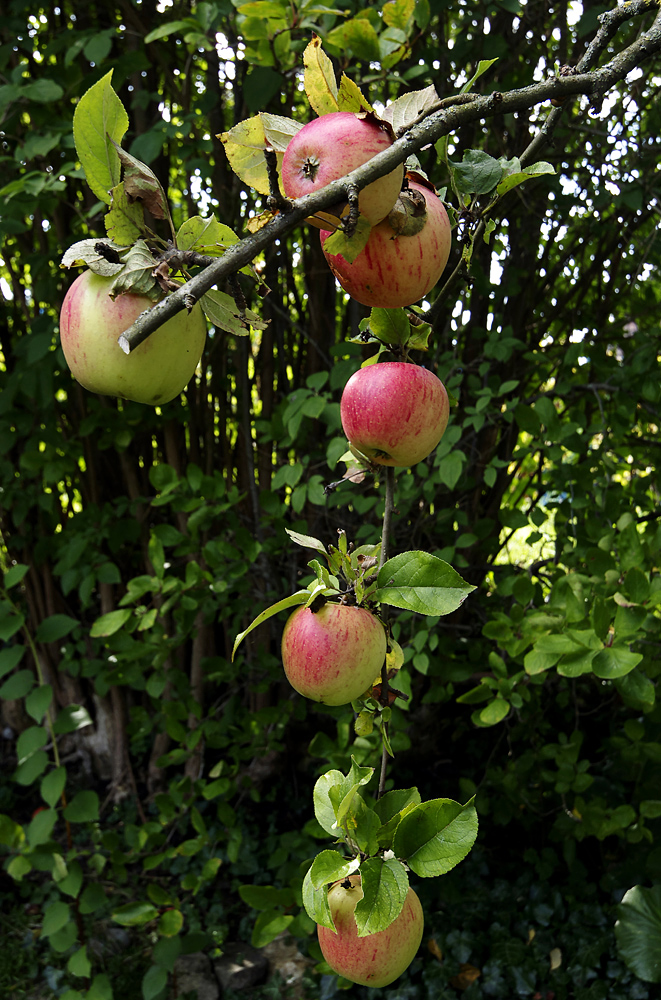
[281, 602, 386, 706]
[281, 112, 404, 226]
[59, 269, 207, 405]
[341, 362, 449, 467]
[320, 179, 451, 308]
[318, 873, 424, 987]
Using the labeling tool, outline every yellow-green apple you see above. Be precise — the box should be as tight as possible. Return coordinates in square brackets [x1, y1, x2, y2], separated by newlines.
[281, 603, 386, 705]
[318, 873, 424, 987]
[341, 362, 449, 467]
[281, 112, 404, 226]
[59, 269, 207, 405]
[320, 179, 451, 307]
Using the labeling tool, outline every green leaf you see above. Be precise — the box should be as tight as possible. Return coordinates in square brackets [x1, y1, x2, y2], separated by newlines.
[88, 973, 113, 1000]
[310, 850, 360, 889]
[0, 814, 25, 850]
[616, 885, 661, 983]
[496, 160, 555, 197]
[0, 668, 35, 700]
[27, 807, 57, 847]
[158, 909, 184, 937]
[592, 646, 642, 679]
[0, 644, 25, 678]
[615, 669, 655, 709]
[285, 529, 328, 556]
[42, 900, 72, 937]
[63, 790, 99, 823]
[232, 590, 309, 659]
[393, 798, 478, 877]
[17, 725, 48, 763]
[25, 684, 53, 723]
[354, 856, 409, 936]
[251, 909, 294, 948]
[0, 609, 24, 641]
[67, 946, 92, 979]
[58, 861, 84, 899]
[50, 922, 79, 952]
[54, 704, 93, 734]
[238, 884, 295, 910]
[313, 769, 346, 835]
[449, 149, 502, 195]
[144, 20, 192, 44]
[8, 855, 32, 880]
[375, 790, 422, 849]
[473, 697, 510, 726]
[460, 57, 498, 94]
[2, 563, 29, 589]
[35, 614, 79, 643]
[367, 307, 411, 347]
[73, 70, 129, 205]
[79, 883, 108, 915]
[90, 608, 132, 637]
[302, 865, 334, 930]
[14, 750, 49, 785]
[142, 964, 168, 1000]
[374, 551, 475, 616]
[113, 901, 159, 926]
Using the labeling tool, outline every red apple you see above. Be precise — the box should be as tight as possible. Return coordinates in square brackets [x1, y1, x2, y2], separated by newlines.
[281, 603, 386, 706]
[59, 269, 207, 405]
[320, 180, 451, 307]
[281, 112, 404, 226]
[318, 873, 424, 987]
[341, 362, 449, 467]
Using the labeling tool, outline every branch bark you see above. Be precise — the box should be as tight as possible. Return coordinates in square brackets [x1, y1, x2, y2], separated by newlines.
[118, 5, 661, 353]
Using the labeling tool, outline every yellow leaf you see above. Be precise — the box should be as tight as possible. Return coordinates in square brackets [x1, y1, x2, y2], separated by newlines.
[337, 73, 372, 113]
[303, 36, 338, 116]
[550, 947, 562, 970]
[219, 117, 276, 195]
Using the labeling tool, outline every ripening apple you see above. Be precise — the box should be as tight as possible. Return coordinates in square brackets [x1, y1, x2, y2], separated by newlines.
[281, 603, 386, 706]
[341, 362, 449, 467]
[318, 873, 424, 988]
[320, 179, 451, 308]
[281, 112, 404, 227]
[59, 269, 207, 405]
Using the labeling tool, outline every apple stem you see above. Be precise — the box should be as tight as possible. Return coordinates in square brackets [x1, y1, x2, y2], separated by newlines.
[378, 730, 389, 800]
[376, 467, 397, 798]
[378, 468, 396, 572]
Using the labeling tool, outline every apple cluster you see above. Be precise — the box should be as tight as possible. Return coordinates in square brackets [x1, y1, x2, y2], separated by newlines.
[281, 112, 452, 310]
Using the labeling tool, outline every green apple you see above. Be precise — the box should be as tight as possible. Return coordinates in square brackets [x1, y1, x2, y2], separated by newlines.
[281, 603, 386, 706]
[59, 269, 207, 405]
[318, 873, 424, 987]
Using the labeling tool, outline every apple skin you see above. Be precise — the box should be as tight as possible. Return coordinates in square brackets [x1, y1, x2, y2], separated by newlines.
[281, 603, 386, 706]
[320, 180, 451, 308]
[59, 269, 207, 405]
[318, 873, 424, 988]
[341, 362, 449, 467]
[281, 112, 404, 227]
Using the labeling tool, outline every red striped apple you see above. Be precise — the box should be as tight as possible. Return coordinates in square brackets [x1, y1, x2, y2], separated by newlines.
[341, 362, 449, 467]
[320, 179, 451, 307]
[281, 112, 404, 226]
[59, 269, 207, 405]
[281, 603, 386, 706]
[318, 873, 424, 987]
